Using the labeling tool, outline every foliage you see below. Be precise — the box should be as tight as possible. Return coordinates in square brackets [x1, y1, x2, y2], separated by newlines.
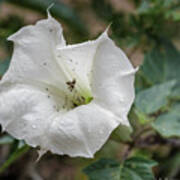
[135, 81, 175, 114]
[5, 0, 87, 35]
[83, 157, 157, 180]
[92, 0, 180, 48]
[152, 103, 180, 137]
[0, 58, 10, 77]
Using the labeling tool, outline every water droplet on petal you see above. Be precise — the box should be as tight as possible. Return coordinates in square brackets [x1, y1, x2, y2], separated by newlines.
[32, 125, 36, 129]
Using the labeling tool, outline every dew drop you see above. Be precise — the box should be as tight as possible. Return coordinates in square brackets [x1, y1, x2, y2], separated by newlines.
[32, 125, 36, 129]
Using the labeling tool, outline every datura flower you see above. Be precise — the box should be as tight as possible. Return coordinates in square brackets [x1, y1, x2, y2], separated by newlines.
[0, 13, 137, 158]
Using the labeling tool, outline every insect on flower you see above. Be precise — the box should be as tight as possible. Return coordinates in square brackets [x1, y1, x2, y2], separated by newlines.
[0, 12, 137, 158]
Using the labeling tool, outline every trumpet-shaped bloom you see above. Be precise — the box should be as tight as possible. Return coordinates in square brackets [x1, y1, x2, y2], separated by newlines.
[0, 13, 137, 158]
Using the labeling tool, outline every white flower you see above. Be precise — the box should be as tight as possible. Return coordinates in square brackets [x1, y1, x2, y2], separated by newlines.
[0, 13, 137, 158]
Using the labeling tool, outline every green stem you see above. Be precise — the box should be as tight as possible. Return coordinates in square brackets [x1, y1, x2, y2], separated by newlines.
[0, 144, 30, 174]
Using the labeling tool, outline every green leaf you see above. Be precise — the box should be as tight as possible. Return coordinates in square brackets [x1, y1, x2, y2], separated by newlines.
[135, 81, 175, 114]
[121, 157, 157, 180]
[141, 49, 165, 85]
[83, 157, 157, 180]
[170, 102, 180, 114]
[6, 0, 87, 35]
[0, 59, 10, 77]
[84, 159, 120, 180]
[140, 43, 180, 99]
[152, 103, 180, 137]
[0, 135, 14, 145]
[0, 142, 29, 174]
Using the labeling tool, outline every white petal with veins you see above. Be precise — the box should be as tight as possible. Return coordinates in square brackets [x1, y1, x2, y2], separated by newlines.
[92, 32, 136, 123]
[3, 14, 66, 89]
[0, 14, 136, 158]
[0, 84, 118, 158]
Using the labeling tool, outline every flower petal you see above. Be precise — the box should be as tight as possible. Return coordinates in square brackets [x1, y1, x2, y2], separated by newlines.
[0, 84, 119, 158]
[57, 32, 136, 126]
[3, 14, 66, 88]
[0, 84, 59, 150]
[92, 32, 137, 125]
[47, 101, 119, 158]
[57, 40, 99, 91]
[0, 15, 136, 158]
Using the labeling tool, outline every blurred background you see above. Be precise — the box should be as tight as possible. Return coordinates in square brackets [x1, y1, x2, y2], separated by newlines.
[0, 0, 180, 179]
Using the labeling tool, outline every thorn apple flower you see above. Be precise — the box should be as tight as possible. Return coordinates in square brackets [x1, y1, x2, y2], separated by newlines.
[0, 13, 137, 158]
